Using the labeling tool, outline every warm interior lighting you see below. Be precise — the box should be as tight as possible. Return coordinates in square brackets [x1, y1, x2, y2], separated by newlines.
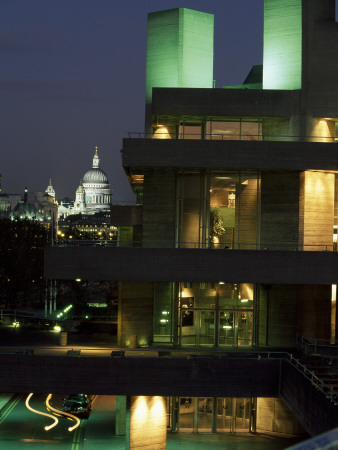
[128, 174, 144, 186]
[153, 126, 171, 139]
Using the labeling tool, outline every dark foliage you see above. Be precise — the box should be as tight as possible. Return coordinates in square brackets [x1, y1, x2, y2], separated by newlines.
[0, 218, 48, 308]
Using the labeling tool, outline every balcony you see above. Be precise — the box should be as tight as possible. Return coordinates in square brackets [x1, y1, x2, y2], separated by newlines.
[44, 244, 338, 284]
[122, 138, 338, 172]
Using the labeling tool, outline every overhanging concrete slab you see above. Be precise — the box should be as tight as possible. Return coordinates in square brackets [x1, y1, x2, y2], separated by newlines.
[45, 246, 338, 285]
[122, 139, 338, 172]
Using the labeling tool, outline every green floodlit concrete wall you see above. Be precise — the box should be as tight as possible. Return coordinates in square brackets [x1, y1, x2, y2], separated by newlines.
[263, 0, 302, 90]
[146, 8, 214, 104]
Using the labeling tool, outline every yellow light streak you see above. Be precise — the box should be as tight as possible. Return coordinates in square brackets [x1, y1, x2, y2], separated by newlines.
[46, 394, 80, 432]
[25, 393, 58, 431]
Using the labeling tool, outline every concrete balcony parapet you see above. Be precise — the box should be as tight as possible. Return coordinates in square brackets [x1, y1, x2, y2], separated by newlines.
[45, 246, 338, 285]
[122, 138, 338, 172]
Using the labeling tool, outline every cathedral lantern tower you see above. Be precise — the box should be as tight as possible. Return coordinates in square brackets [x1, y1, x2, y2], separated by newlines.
[45, 179, 56, 198]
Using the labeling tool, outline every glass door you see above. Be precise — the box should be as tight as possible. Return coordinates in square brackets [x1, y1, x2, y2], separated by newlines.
[197, 397, 213, 432]
[180, 309, 215, 346]
[234, 398, 251, 432]
[237, 311, 253, 346]
[218, 310, 253, 347]
[218, 311, 236, 345]
[198, 310, 215, 346]
[178, 397, 252, 433]
[216, 398, 233, 432]
[178, 397, 195, 431]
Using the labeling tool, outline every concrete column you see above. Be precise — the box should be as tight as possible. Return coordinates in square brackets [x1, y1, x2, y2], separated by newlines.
[335, 298, 338, 342]
[256, 397, 304, 435]
[260, 171, 300, 250]
[119, 281, 154, 347]
[116, 395, 126, 436]
[299, 171, 335, 251]
[235, 178, 259, 249]
[127, 396, 167, 450]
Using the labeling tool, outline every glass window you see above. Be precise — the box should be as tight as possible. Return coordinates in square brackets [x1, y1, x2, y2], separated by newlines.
[153, 282, 174, 344]
[206, 119, 261, 141]
[179, 124, 202, 139]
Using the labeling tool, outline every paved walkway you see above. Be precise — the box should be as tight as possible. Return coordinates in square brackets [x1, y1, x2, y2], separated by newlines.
[166, 432, 305, 449]
[84, 431, 306, 449]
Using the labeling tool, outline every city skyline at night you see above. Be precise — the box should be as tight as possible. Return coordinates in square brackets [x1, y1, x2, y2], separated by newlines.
[1, 0, 266, 200]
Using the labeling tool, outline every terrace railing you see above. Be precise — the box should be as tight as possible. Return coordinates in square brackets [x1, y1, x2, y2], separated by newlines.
[127, 132, 337, 142]
[51, 239, 338, 252]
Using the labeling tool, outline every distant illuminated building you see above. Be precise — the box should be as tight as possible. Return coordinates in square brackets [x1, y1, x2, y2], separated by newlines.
[9, 187, 57, 227]
[58, 147, 112, 219]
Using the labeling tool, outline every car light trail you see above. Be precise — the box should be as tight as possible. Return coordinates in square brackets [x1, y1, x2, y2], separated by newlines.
[46, 394, 81, 432]
[25, 393, 58, 431]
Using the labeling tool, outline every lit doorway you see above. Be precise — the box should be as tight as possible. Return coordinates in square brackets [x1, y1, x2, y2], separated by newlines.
[218, 310, 253, 347]
[180, 309, 215, 346]
[176, 397, 253, 433]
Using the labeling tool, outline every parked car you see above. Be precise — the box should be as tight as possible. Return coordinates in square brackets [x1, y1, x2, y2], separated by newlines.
[62, 394, 92, 419]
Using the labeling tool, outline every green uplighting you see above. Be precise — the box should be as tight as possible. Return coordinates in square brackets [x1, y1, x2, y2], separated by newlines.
[146, 8, 214, 104]
[263, 0, 302, 90]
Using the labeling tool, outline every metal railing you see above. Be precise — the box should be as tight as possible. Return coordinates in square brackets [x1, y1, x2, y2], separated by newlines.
[289, 354, 338, 404]
[0, 309, 41, 321]
[297, 334, 338, 356]
[0, 346, 336, 402]
[127, 132, 337, 142]
[51, 239, 338, 252]
[0, 310, 117, 322]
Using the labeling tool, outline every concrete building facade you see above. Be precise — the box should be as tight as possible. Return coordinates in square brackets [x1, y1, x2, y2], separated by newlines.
[44, 1, 338, 446]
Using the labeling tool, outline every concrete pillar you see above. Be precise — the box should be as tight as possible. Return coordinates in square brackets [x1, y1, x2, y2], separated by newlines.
[127, 396, 167, 450]
[260, 171, 300, 250]
[256, 397, 305, 435]
[299, 171, 335, 251]
[119, 281, 154, 347]
[116, 395, 127, 436]
[234, 178, 259, 249]
[258, 285, 298, 347]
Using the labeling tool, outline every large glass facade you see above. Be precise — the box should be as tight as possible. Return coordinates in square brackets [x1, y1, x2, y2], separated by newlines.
[176, 171, 261, 249]
[172, 396, 254, 433]
[178, 282, 254, 347]
[152, 281, 254, 348]
[176, 119, 262, 140]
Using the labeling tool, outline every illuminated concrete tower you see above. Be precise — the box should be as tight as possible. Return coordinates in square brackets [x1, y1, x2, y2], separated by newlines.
[145, 8, 214, 133]
[263, 0, 302, 90]
[263, 0, 337, 140]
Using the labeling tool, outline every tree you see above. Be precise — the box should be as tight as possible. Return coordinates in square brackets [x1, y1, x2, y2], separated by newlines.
[0, 218, 48, 308]
[210, 209, 225, 242]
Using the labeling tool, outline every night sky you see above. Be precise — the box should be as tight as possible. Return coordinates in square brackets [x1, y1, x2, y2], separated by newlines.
[1, 1, 335, 202]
